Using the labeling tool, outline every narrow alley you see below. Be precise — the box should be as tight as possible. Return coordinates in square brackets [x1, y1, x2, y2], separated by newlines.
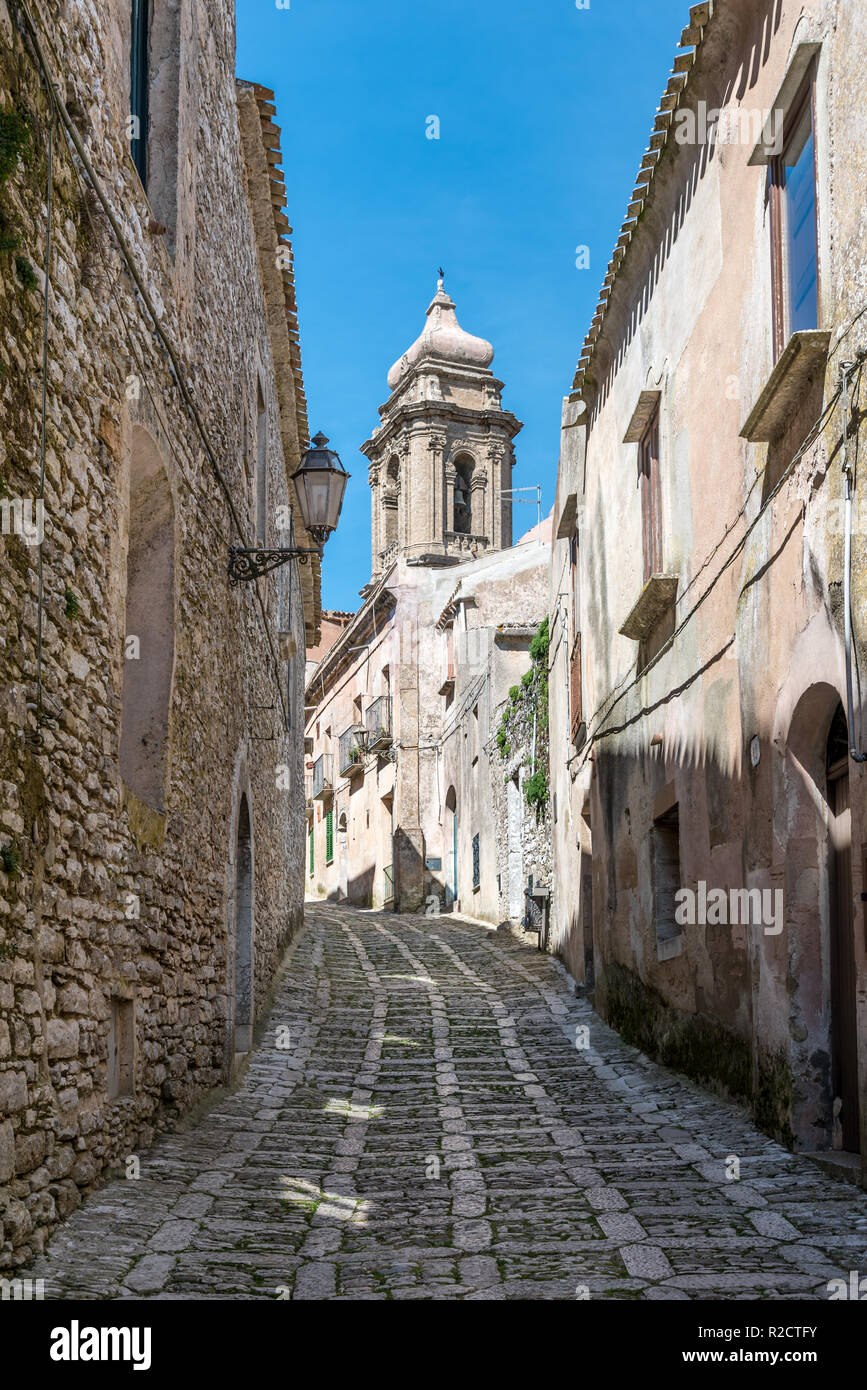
[26, 906, 867, 1301]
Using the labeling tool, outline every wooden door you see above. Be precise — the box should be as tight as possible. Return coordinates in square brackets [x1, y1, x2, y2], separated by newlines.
[828, 763, 860, 1152]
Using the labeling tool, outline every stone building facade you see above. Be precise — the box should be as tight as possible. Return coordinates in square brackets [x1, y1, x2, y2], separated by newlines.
[305, 280, 550, 924]
[0, 0, 319, 1266]
[548, 0, 867, 1177]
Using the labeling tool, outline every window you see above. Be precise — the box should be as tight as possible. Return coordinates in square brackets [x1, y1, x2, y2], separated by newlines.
[638, 404, 662, 584]
[383, 457, 399, 549]
[108, 998, 135, 1099]
[325, 808, 334, 864]
[472, 832, 480, 891]
[652, 804, 681, 947]
[129, 0, 149, 186]
[453, 455, 474, 535]
[770, 69, 819, 357]
[570, 632, 583, 742]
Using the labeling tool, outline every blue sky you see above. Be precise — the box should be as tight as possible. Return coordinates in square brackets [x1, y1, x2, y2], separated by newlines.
[236, 0, 690, 611]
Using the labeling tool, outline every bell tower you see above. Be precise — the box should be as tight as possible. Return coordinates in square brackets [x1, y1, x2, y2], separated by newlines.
[361, 275, 522, 576]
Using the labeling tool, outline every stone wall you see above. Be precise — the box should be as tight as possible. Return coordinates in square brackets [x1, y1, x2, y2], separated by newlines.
[0, 0, 314, 1265]
[490, 622, 553, 927]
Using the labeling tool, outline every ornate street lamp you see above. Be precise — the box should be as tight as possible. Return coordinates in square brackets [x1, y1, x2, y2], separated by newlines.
[228, 432, 349, 584]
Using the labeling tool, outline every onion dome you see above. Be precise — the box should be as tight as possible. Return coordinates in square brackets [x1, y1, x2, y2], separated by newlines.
[386, 275, 494, 391]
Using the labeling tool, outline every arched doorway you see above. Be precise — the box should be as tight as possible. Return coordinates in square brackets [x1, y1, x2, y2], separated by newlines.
[445, 786, 457, 907]
[233, 795, 253, 1054]
[338, 810, 349, 901]
[783, 685, 860, 1152]
[826, 705, 859, 1151]
[507, 774, 524, 920]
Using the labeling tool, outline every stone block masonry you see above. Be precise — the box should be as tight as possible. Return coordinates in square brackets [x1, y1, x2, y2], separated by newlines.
[0, 0, 317, 1265]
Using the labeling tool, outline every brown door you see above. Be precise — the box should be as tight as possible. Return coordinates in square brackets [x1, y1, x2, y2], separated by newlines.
[828, 762, 860, 1151]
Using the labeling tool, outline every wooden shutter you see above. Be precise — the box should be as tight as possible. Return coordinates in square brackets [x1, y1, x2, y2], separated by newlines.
[325, 809, 334, 864]
[570, 633, 583, 740]
[639, 407, 662, 582]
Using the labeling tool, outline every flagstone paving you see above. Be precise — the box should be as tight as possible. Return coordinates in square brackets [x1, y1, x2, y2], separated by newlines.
[24, 903, 867, 1299]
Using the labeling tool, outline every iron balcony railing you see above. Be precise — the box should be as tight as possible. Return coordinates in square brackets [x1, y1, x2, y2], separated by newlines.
[366, 695, 392, 751]
[311, 753, 333, 800]
[339, 726, 366, 777]
[383, 863, 394, 903]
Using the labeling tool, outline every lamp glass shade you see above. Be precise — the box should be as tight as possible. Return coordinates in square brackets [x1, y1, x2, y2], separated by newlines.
[292, 432, 349, 542]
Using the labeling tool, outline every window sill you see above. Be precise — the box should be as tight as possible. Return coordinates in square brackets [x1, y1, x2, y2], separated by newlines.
[619, 574, 678, 642]
[740, 330, 831, 442]
[657, 932, 684, 962]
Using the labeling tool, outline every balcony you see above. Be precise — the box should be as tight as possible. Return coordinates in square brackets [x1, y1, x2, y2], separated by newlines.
[339, 726, 366, 777]
[366, 696, 392, 752]
[311, 754, 333, 801]
[378, 541, 398, 570]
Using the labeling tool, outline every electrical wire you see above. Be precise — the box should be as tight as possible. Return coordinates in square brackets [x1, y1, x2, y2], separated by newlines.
[572, 355, 862, 769]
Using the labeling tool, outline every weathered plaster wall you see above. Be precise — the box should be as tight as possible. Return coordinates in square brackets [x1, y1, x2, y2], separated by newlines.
[550, 0, 867, 1163]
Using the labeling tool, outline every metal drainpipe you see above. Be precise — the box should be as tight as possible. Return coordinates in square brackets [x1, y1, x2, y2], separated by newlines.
[840, 356, 867, 762]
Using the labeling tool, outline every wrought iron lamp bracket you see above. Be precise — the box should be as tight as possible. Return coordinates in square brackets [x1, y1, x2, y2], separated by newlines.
[228, 545, 322, 585]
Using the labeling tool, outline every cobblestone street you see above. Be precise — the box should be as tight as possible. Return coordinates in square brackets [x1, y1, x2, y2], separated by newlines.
[27, 905, 867, 1301]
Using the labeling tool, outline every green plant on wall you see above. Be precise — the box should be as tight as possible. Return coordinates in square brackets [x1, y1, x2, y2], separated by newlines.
[495, 617, 551, 818]
[14, 254, 37, 291]
[524, 767, 548, 813]
[0, 108, 30, 185]
[0, 841, 21, 876]
[0, 108, 32, 279]
[64, 587, 80, 620]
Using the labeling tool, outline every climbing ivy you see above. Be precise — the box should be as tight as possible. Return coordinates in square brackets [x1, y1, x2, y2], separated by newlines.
[0, 108, 30, 185]
[495, 617, 550, 816]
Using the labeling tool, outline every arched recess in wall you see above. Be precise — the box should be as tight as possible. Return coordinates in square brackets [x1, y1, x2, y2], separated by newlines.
[233, 793, 254, 1054]
[119, 425, 175, 811]
[452, 454, 474, 534]
[782, 683, 859, 1152]
[383, 455, 400, 548]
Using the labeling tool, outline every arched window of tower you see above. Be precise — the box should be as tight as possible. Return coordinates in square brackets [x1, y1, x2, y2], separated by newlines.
[384, 455, 400, 548]
[453, 454, 474, 535]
